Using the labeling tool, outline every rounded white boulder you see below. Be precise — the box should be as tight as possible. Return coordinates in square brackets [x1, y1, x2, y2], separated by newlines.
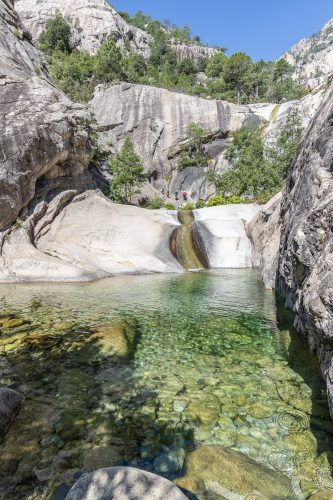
[65, 466, 188, 500]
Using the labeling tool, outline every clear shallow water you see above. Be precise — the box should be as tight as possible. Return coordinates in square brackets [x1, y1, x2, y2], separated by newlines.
[0, 270, 332, 499]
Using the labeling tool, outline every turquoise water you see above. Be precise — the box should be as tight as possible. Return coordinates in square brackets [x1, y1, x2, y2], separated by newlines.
[0, 270, 332, 499]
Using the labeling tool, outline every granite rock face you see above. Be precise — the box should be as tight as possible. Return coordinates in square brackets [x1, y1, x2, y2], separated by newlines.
[248, 84, 333, 418]
[15, 0, 151, 56]
[0, 0, 91, 231]
[276, 84, 333, 417]
[15, 0, 217, 61]
[65, 467, 188, 500]
[247, 192, 282, 289]
[172, 42, 217, 62]
[283, 18, 333, 89]
[90, 83, 268, 201]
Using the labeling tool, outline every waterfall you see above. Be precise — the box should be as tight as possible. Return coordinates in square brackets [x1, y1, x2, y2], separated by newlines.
[170, 210, 207, 271]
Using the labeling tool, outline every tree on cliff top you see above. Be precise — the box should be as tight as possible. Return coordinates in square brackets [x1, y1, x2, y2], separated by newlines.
[39, 11, 73, 54]
[108, 137, 148, 204]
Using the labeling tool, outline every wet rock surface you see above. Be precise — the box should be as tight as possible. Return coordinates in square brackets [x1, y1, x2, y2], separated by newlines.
[178, 444, 293, 498]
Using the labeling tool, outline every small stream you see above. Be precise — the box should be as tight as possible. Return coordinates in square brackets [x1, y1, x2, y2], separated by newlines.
[0, 270, 332, 499]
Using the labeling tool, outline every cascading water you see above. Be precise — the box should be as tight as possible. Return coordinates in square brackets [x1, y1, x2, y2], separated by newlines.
[170, 210, 207, 271]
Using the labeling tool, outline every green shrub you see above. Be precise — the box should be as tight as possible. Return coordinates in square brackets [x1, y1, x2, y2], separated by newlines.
[207, 196, 227, 207]
[180, 202, 195, 211]
[95, 39, 123, 82]
[164, 203, 176, 210]
[146, 197, 165, 209]
[225, 196, 243, 204]
[196, 199, 206, 209]
[253, 191, 276, 205]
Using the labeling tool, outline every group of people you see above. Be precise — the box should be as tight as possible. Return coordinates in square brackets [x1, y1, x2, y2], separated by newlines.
[175, 191, 188, 202]
[160, 188, 189, 207]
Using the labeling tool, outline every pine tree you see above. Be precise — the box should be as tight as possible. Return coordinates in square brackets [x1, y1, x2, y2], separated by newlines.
[39, 11, 73, 54]
[108, 137, 147, 204]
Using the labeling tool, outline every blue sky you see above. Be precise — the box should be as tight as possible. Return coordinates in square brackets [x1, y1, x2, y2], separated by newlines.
[110, 0, 332, 61]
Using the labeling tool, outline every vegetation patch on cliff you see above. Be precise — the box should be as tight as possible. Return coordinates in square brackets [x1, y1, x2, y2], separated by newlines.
[38, 11, 308, 104]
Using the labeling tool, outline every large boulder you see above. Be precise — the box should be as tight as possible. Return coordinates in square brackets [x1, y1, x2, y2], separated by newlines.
[0, 0, 91, 231]
[65, 466, 188, 500]
[0, 191, 182, 282]
[247, 192, 282, 288]
[193, 204, 260, 268]
[0, 388, 24, 443]
[176, 445, 294, 498]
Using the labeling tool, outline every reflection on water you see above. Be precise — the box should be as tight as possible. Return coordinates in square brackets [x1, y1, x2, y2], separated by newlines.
[0, 270, 332, 499]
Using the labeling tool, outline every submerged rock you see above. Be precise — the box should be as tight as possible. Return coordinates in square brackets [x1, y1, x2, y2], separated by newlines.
[88, 320, 136, 358]
[65, 466, 188, 499]
[179, 444, 294, 498]
[0, 388, 24, 443]
[153, 448, 185, 475]
[309, 491, 333, 500]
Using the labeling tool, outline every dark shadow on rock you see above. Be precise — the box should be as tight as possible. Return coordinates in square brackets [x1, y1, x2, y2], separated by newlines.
[276, 294, 333, 475]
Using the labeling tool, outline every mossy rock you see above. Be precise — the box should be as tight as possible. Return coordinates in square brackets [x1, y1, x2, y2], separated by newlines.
[186, 402, 219, 428]
[174, 475, 205, 496]
[81, 446, 122, 471]
[0, 316, 13, 326]
[309, 491, 333, 500]
[88, 320, 136, 358]
[2, 319, 26, 329]
[179, 444, 294, 499]
[284, 431, 317, 453]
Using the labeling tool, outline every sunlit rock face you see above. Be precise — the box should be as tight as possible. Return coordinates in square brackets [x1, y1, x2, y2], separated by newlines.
[247, 192, 283, 289]
[283, 18, 333, 89]
[90, 83, 268, 200]
[14, 0, 217, 61]
[15, 0, 152, 56]
[193, 205, 260, 269]
[0, 0, 91, 231]
[0, 191, 182, 282]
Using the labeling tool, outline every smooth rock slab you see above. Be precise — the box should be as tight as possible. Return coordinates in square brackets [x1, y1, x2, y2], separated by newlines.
[193, 204, 261, 268]
[179, 445, 294, 498]
[65, 466, 187, 500]
[0, 388, 24, 442]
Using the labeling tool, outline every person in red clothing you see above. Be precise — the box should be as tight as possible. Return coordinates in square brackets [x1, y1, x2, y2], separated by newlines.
[182, 191, 188, 202]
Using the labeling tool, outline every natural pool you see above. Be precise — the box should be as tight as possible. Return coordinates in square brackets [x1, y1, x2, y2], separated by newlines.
[0, 270, 332, 499]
